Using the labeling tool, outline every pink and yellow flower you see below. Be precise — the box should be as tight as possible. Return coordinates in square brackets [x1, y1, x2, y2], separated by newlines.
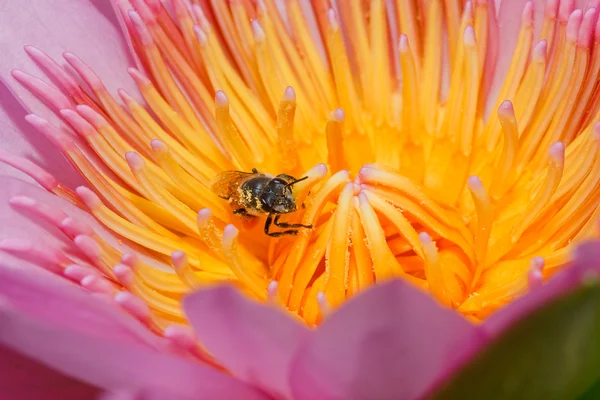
[0, 0, 599, 398]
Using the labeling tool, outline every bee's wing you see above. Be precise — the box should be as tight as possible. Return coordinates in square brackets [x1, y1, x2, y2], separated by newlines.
[210, 171, 253, 199]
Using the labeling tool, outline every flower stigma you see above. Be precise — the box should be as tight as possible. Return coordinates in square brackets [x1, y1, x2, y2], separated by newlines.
[2, 0, 600, 337]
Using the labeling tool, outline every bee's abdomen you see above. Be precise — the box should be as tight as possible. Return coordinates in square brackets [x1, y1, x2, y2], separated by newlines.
[238, 177, 271, 212]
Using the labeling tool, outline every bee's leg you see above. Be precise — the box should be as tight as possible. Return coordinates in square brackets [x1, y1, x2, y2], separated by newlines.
[233, 208, 255, 220]
[265, 215, 300, 237]
[273, 214, 313, 229]
[252, 168, 258, 173]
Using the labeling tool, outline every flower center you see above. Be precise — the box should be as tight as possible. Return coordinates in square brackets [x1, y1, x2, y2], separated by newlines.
[3, 0, 600, 328]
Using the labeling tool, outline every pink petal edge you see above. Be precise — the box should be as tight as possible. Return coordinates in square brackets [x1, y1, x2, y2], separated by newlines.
[183, 285, 310, 399]
[289, 279, 484, 400]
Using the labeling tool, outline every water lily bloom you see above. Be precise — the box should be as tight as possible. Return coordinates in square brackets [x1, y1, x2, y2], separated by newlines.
[1, 0, 600, 398]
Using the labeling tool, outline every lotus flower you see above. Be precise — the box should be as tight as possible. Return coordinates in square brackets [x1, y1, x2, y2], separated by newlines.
[1, 0, 600, 398]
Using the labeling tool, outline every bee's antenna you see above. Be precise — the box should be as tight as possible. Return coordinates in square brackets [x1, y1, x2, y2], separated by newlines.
[286, 176, 308, 188]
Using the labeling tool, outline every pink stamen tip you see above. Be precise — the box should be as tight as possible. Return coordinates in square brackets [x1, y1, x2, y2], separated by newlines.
[528, 256, 545, 290]
[593, 122, 600, 140]
[9, 195, 67, 227]
[498, 100, 515, 117]
[61, 217, 94, 237]
[76, 105, 108, 128]
[193, 25, 208, 46]
[81, 275, 114, 294]
[164, 325, 198, 350]
[128, 67, 151, 88]
[310, 163, 328, 179]
[74, 234, 103, 262]
[128, 10, 154, 46]
[317, 291, 330, 315]
[357, 190, 369, 205]
[60, 109, 95, 138]
[191, 5, 210, 31]
[150, 139, 168, 152]
[251, 20, 266, 42]
[145, 0, 162, 13]
[463, 25, 476, 46]
[215, 90, 229, 107]
[11, 69, 73, 111]
[118, 88, 136, 106]
[113, 264, 135, 287]
[522, 2, 534, 26]
[223, 224, 239, 244]
[125, 151, 145, 172]
[358, 165, 375, 181]
[25, 114, 75, 151]
[463, 2, 474, 20]
[533, 40, 548, 61]
[171, 250, 188, 270]
[559, 0, 576, 22]
[131, 0, 158, 25]
[267, 280, 278, 301]
[399, 34, 410, 52]
[172, 0, 189, 18]
[62, 52, 104, 91]
[24, 46, 82, 97]
[545, 0, 559, 18]
[64, 264, 100, 282]
[0, 150, 58, 190]
[76, 186, 102, 210]
[467, 175, 483, 189]
[328, 8, 339, 29]
[197, 208, 212, 228]
[0, 238, 69, 266]
[418, 231, 433, 245]
[121, 252, 139, 268]
[331, 108, 345, 122]
[283, 86, 296, 102]
[578, 8, 597, 47]
[549, 142, 566, 163]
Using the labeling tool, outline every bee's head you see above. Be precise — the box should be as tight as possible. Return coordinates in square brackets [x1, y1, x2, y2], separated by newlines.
[261, 179, 297, 214]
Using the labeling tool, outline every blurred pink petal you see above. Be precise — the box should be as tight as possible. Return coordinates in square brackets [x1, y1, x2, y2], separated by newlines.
[0, 261, 267, 399]
[100, 388, 199, 400]
[0, 0, 138, 185]
[289, 280, 483, 400]
[0, 345, 99, 400]
[184, 285, 310, 399]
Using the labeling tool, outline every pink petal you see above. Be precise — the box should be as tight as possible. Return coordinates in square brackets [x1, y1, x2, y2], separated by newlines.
[0, 266, 267, 399]
[0, 345, 99, 400]
[483, 240, 600, 336]
[100, 388, 198, 400]
[289, 280, 482, 400]
[183, 285, 310, 399]
[0, 0, 138, 185]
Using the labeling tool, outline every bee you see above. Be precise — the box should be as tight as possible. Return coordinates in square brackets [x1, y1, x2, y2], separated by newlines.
[210, 168, 313, 237]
